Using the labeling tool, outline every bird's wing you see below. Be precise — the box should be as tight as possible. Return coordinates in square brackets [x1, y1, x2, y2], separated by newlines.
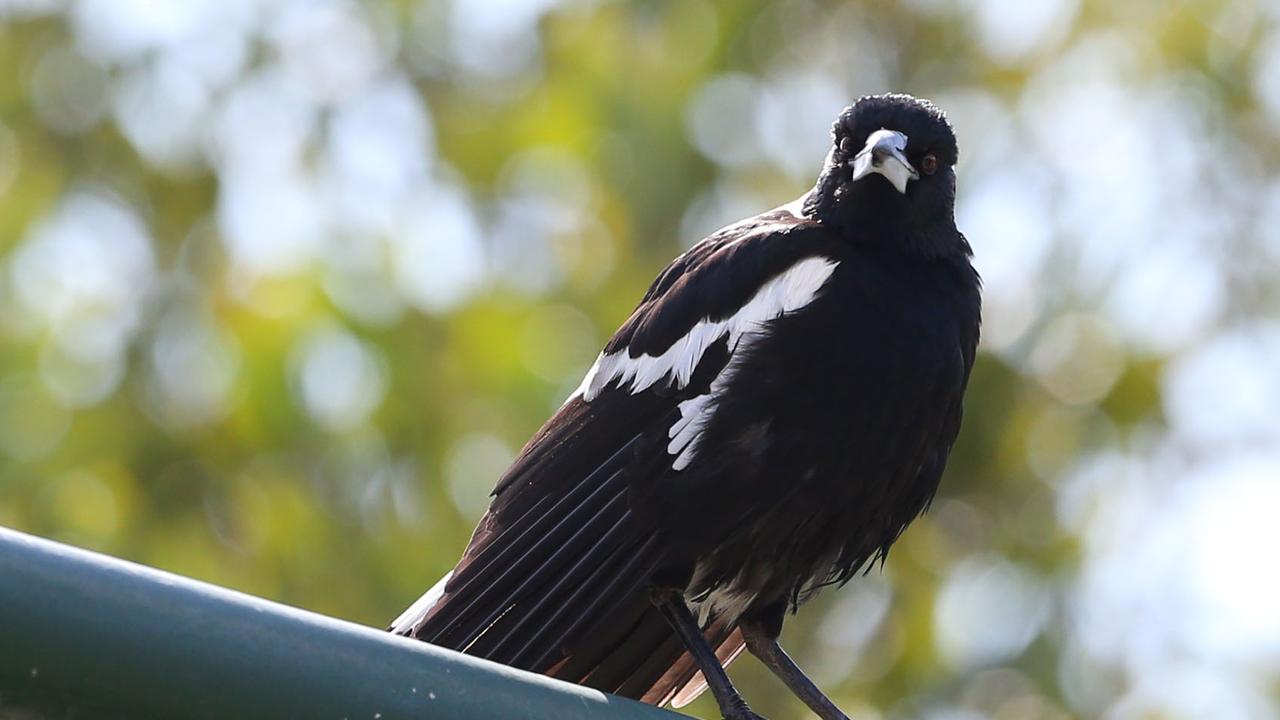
[390, 213, 843, 693]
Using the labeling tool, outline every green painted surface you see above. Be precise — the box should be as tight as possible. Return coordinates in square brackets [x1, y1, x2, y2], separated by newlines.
[0, 526, 686, 720]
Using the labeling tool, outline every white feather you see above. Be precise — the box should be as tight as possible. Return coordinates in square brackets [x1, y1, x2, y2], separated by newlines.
[389, 570, 453, 635]
[577, 256, 839, 404]
[686, 560, 761, 626]
[668, 355, 743, 471]
[668, 393, 715, 470]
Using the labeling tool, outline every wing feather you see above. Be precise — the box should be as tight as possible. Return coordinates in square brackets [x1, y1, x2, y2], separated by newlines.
[394, 214, 849, 698]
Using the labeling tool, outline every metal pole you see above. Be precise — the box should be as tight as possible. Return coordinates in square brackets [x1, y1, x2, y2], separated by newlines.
[0, 526, 687, 720]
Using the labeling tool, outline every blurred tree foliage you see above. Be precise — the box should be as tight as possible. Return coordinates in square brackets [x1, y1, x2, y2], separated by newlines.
[2, 1, 1278, 718]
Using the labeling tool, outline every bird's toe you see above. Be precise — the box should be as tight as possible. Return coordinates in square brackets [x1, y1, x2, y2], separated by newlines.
[722, 710, 768, 720]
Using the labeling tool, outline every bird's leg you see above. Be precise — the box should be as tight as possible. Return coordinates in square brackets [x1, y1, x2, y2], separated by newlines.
[650, 589, 765, 720]
[739, 618, 850, 720]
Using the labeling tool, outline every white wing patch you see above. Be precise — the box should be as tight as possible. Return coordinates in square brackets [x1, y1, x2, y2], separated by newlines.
[667, 380, 722, 470]
[389, 569, 453, 635]
[574, 256, 840, 403]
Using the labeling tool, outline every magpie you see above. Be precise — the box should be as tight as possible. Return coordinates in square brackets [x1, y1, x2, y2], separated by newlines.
[391, 93, 981, 720]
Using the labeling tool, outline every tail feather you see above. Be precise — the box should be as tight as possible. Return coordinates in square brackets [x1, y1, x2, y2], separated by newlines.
[635, 617, 736, 706]
[392, 401, 753, 707]
[585, 608, 683, 695]
[550, 593, 652, 684]
[615, 637, 688, 699]
[446, 484, 629, 652]
[520, 534, 662, 671]
[413, 464, 630, 648]
[405, 434, 641, 641]
[473, 506, 632, 663]
[666, 627, 747, 707]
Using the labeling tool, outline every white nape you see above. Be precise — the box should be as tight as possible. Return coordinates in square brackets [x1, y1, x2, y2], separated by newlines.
[389, 569, 453, 635]
[575, 255, 840, 404]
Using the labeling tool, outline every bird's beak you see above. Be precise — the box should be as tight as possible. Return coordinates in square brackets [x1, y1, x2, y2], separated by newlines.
[849, 129, 918, 194]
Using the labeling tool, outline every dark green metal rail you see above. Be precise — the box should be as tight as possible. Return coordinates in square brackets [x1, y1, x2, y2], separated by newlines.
[0, 526, 687, 719]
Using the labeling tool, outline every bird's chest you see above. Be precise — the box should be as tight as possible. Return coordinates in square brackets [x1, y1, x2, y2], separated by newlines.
[651, 257, 977, 609]
[760, 267, 971, 458]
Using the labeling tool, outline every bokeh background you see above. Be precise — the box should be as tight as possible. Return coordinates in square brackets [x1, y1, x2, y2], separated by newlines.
[1, 0, 1278, 718]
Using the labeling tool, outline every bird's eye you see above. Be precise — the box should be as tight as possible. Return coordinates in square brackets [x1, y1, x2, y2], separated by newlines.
[839, 136, 856, 154]
[921, 153, 938, 175]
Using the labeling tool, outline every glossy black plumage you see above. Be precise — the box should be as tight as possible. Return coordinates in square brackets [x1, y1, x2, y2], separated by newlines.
[392, 93, 981, 710]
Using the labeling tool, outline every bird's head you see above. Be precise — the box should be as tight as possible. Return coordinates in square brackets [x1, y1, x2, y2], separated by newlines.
[804, 93, 964, 257]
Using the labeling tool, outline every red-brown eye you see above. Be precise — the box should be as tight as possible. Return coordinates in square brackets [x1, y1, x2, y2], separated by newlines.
[839, 136, 856, 154]
[921, 153, 938, 175]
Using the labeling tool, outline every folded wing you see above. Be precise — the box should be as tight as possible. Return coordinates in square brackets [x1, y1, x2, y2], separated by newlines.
[392, 210, 842, 702]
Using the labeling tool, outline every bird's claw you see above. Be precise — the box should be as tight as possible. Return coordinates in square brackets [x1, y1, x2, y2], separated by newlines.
[721, 704, 768, 720]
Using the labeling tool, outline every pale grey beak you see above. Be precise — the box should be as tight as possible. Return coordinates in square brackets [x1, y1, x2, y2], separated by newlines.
[849, 128, 918, 194]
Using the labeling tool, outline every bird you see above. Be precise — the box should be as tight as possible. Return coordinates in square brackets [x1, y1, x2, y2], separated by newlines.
[391, 93, 981, 720]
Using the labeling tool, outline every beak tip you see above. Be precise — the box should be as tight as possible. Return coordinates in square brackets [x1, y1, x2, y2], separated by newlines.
[848, 129, 917, 195]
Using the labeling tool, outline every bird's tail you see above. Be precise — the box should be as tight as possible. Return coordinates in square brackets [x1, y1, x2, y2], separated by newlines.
[391, 561, 746, 706]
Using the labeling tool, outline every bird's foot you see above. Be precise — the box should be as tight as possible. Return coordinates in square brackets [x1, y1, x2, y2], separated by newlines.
[721, 700, 768, 720]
